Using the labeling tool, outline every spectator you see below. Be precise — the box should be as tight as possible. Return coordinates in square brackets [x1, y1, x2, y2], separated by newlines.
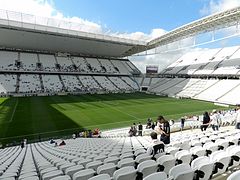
[20, 140, 24, 148]
[147, 131, 164, 158]
[24, 139, 27, 147]
[132, 123, 137, 136]
[151, 121, 156, 130]
[59, 139, 66, 146]
[210, 109, 220, 131]
[180, 116, 185, 132]
[146, 118, 152, 129]
[79, 131, 83, 137]
[50, 139, 55, 144]
[235, 107, 240, 129]
[72, 133, 76, 139]
[158, 115, 170, 144]
[88, 130, 92, 138]
[138, 122, 143, 136]
[201, 111, 210, 131]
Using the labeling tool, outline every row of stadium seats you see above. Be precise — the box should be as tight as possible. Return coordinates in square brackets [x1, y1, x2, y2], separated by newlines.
[0, 125, 240, 180]
[0, 51, 140, 75]
[162, 45, 240, 75]
[146, 77, 240, 105]
[0, 74, 139, 95]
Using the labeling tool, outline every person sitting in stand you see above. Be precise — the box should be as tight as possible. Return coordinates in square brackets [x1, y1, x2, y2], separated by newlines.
[146, 118, 152, 129]
[50, 139, 55, 144]
[59, 139, 66, 146]
[147, 131, 164, 160]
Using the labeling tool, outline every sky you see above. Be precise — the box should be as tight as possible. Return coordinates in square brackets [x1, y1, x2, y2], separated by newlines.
[0, 0, 240, 72]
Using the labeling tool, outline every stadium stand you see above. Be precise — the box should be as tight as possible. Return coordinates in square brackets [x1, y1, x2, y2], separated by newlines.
[0, 51, 139, 96]
[147, 45, 240, 105]
[0, 74, 17, 94]
[0, 125, 239, 180]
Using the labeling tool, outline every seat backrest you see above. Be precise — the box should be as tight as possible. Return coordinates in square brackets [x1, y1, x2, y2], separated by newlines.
[153, 144, 164, 156]
[191, 156, 210, 169]
[97, 163, 116, 177]
[169, 163, 192, 178]
[113, 166, 137, 180]
[88, 174, 111, 180]
[227, 170, 240, 180]
[175, 170, 194, 180]
[143, 172, 167, 180]
[137, 160, 157, 172]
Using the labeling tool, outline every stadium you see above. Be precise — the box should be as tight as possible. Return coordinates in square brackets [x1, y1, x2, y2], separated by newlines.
[0, 1, 240, 180]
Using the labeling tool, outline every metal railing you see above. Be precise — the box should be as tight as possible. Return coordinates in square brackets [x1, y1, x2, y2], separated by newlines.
[0, 9, 146, 45]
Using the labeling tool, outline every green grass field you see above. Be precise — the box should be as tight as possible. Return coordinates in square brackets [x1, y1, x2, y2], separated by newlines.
[0, 93, 229, 143]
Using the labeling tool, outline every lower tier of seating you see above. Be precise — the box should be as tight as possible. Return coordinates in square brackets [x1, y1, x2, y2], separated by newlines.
[0, 74, 139, 96]
[0, 126, 239, 180]
[148, 77, 240, 105]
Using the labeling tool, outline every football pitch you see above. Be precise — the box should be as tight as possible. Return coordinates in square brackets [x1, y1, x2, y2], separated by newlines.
[0, 93, 229, 143]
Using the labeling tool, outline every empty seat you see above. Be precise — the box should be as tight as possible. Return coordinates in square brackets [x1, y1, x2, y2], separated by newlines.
[203, 142, 219, 155]
[104, 156, 119, 164]
[77, 158, 92, 167]
[72, 169, 95, 180]
[210, 150, 231, 176]
[169, 163, 194, 180]
[42, 170, 63, 180]
[85, 160, 103, 171]
[227, 170, 240, 180]
[65, 165, 84, 177]
[50, 175, 71, 180]
[97, 163, 116, 177]
[88, 174, 111, 180]
[117, 158, 135, 168]
[135, 153, 152, 164]
[40, 167, 58, 176]
[190, 146, 206, 158]
[191, 156, 214, 180]
[157, 155, 176, 174]
[175, 150, 192, 164]
[137, 160, 159, 178]
[19, 177, 39, 180]
[143, 172, 168, 180]
[112, 166, 137, 180]
[226, 145, 240, 167]
[58, 163, 75, 172]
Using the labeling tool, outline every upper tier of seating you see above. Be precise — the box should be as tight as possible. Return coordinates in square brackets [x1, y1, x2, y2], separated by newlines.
[162, 46, 240, 75]
[0, 51, 140, 75]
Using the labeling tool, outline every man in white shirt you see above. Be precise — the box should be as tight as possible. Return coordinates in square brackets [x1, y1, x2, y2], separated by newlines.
[211, 110, 220, 131]
[147, 131, 164, 158]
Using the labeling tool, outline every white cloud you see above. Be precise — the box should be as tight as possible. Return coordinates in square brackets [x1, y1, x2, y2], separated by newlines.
[0, 0, 167, 40]
[200, 0, 240, 16]
[114, 28, 166, 42]
[0, 0, 103, 33]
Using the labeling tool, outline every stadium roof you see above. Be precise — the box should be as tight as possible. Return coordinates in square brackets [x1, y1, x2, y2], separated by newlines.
[123, 6, 240, 56]
[0, 9, 146, 58]
[0, 7, 239, 58]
